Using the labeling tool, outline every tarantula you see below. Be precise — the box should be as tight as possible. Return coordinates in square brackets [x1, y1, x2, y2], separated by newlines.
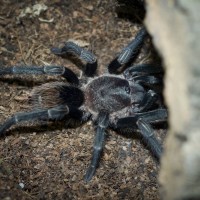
[0, 28, 167, 182]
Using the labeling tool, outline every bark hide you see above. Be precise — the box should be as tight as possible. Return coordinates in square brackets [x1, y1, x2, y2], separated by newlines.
[145, 0, 200, 199]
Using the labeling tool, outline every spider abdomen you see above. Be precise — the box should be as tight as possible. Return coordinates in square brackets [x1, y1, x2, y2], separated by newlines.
[85, 76, 131, 114]
[31, 82, 84, 109]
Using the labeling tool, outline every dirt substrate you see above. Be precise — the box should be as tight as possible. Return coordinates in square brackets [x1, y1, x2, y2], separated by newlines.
[0, 1, 166, 199]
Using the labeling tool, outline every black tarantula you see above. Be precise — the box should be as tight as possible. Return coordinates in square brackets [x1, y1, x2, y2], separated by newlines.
[0, 28, 167, 182]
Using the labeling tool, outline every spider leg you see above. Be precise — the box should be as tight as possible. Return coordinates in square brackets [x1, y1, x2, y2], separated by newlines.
[51, 41, 97, 77]
[115, 108, 167, 160]
[135, 108, 167, 123]
[133, 75, 162, 86]
[0, 66, 79, 85]
[136, 119, 162, 159]
[138, 90, 158, 112]
[84, 112, 109, 182]
[124, 64, 163, 88]
[0, 105, 74, 136]
[108, 28, 147, 74]
[117, 109, 167, 127]
[123, 64, 163, 78]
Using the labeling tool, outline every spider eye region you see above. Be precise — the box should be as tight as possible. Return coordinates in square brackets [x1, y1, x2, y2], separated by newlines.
[85, 76, 131, 113]
[125, 86, 130, 94]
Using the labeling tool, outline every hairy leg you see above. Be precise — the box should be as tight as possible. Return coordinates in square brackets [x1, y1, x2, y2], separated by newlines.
[51, 41, 97, 77]
[123, 64, 163, 78]
[138, 90, 158, 112]
[115, 108, 167, 160]
[0, 105, 73, 136]
[136, 119, 162, 160]
[108, 28, 148, 74]
[84, 112, 109, 182]
[117, 109, 167, 127]
[0, 65, 79, 85]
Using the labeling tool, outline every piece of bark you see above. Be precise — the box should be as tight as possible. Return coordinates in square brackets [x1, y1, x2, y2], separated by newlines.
[145, 0, 200, 199]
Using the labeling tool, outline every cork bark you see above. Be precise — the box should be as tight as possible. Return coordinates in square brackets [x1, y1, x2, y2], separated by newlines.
[145, 0, 200, 199]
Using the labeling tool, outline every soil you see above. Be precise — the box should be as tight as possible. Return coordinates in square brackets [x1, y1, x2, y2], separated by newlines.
[0, 0, 166, 199]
